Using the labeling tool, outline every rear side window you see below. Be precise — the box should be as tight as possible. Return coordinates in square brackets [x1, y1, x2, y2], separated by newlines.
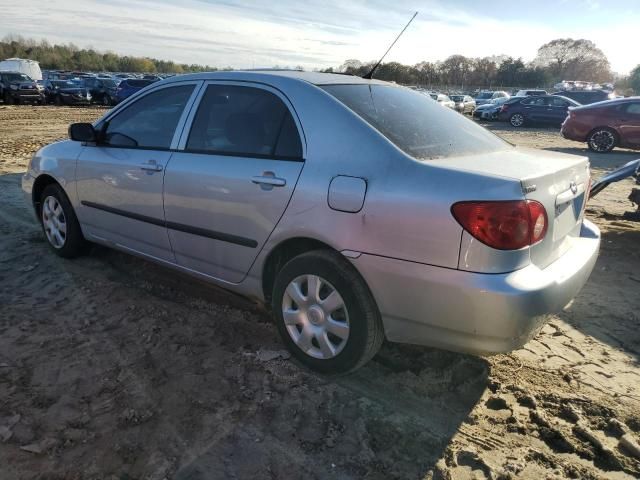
[186, 85, 302, 159]
[625, 103, 640, 115]
[103, 85, 194, 149]
[522, 97, 547, 106]
[321, 84, 507, 160]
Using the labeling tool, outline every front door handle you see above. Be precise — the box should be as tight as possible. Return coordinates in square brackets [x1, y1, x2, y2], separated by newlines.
[140, 160, 163, 172]
[252, 172, 286, 190]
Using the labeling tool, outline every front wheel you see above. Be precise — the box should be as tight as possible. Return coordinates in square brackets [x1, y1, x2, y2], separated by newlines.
[39, 184, 86, 258]
[588, 128, 617, 153]
[510, 113, 525, 127]
[272, 250, 384, 374]
[102, 95, 111, 106]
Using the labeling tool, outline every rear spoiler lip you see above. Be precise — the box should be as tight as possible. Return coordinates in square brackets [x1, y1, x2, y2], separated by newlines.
[589, 158, 640, 199]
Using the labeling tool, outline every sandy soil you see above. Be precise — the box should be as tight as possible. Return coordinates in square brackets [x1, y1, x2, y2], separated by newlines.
[0, 106, 639, 480]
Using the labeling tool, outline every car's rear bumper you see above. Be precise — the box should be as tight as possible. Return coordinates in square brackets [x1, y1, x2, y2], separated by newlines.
[351, 219, 600, 355]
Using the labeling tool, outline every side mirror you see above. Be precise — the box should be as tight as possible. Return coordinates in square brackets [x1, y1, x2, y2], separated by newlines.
[68, 123, 96, 142]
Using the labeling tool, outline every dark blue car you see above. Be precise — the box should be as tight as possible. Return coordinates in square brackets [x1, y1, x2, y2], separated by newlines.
[498, 95, 580, 127]
[114, 78, 156, 104]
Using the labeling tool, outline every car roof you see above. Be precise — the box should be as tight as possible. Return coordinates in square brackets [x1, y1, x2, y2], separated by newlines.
[161, 70, 388, 86]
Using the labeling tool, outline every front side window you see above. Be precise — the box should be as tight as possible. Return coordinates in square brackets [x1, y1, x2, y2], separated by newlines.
[103, 85, 194, 149]
[321, 84, 507, 160]
[550, 97, 569, 107]
[186, 85, 302, 159]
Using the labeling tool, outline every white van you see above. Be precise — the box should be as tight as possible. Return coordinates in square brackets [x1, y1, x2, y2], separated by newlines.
[0, 58, 42, 81]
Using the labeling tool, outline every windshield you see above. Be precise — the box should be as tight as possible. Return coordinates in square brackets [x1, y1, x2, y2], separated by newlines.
[51, 80, 78, 88]
[476, 92, 492, 99]
[321, 84, 508, 160]
[450, 95, 464, 102]
[5, 73, 31, 82]
[101, 79, 117, 88]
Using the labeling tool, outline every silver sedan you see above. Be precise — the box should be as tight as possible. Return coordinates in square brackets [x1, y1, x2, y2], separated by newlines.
[22, 71, 600, 373]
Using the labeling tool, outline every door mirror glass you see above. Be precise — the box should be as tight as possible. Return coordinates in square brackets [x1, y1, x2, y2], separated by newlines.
[69, 123, 96, 142]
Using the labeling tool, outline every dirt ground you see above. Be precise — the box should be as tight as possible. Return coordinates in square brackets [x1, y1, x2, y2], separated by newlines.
[0, 105, 639, 480]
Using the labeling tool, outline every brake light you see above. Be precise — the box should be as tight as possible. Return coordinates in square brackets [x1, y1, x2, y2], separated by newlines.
[451, 200, 548, 250]
[500, 104, 509, 113]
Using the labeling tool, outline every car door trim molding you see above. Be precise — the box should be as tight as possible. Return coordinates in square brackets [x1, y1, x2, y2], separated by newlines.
[80, 201, 258, 248]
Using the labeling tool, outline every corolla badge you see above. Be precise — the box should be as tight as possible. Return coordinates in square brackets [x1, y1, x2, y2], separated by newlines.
[570, 181, 578, 194]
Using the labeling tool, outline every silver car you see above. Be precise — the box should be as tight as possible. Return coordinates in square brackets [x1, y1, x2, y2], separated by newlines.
[22, 71, 600, 373]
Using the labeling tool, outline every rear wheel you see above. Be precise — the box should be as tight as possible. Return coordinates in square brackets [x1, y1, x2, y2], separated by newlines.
[272, 250, 383, 374]
[102, 95, 111, 106]
[3, 92, 13, 105]
[39, 184, 86, 258]
[510, 113, 525, 127]
[54, 95, 62, 106]
[588, 128, 617, 153]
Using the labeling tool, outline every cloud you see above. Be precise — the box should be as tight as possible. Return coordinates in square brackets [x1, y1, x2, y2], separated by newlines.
[0, 0, 636, 73]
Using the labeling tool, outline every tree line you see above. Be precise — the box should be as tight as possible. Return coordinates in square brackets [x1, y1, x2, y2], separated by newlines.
[0, 36, 216, 73]
[1, 35, 637, 94]
[326, 39, 625, 91]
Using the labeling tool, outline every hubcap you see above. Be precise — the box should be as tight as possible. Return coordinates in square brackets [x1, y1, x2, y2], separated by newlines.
[42, 196, 67, 249]
[511, 114, 524, 127]
[590, 130, 615, 152]
[282, 274, 350, 360]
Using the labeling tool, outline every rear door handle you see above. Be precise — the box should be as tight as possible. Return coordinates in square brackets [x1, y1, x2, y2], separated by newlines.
[140, 160, 163, 172]
[251, 172, 286, 189]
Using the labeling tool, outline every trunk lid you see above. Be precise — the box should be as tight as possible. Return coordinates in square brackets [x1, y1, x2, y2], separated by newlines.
[431, 147, 590, 269]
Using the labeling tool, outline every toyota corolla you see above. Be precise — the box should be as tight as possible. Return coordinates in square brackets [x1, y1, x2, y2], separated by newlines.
[22, 71, 600, 373]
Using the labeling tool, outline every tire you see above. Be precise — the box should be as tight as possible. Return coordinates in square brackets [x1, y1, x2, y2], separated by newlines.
[3, 92, 13, 105]
[271, 250, 384, 374]
[587, 128, 617, 153]
[102, 95, 111, 106]
[54, 95, 62, 106]
[510, 113, 525, 127]
[39, 184, 86, 258]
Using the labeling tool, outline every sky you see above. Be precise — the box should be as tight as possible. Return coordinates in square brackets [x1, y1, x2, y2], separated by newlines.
[1, 0, 639, 74]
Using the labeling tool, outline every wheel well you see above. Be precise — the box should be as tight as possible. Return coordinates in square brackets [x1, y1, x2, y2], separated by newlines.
[262, 237, 336, 303]
[32, 174, 61, 213]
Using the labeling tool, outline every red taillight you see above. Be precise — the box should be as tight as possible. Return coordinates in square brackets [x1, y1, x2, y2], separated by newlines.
[500, 104, 509, 113]
[451, 200, 548, 250]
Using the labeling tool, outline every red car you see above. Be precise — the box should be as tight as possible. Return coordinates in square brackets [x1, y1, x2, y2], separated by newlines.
[561, 97, 640, 153]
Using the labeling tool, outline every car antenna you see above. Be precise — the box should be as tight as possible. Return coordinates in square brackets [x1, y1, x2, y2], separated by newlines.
[362, 11, 418, 80]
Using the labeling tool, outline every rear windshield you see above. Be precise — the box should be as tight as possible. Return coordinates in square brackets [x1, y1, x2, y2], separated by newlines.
[450, 95, 464, 102]
[476, 92, 493, 99]
[321, 84, 507, 160]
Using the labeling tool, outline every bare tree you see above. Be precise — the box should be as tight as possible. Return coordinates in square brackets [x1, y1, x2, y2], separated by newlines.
[533, 38, 611, 82]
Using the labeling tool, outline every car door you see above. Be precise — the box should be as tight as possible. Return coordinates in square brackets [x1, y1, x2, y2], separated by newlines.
[618, 102, 640, 147]
[75, 81, 200, 261]
[163, 82, 305, 283]
[520, 97, 544, 121]
[548, 96, 571, 124]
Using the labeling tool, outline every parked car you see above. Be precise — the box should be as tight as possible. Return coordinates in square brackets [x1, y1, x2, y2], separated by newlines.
[0, 58, 42, 81]
[514, 89, 548, 97]
[22, 71, 600, 373]
[0, 71, 44, 104]
[473, 97, 511, 120]
[429, 92, 455, 109]
[114, 78, 156, 104]
[81, 77, 118, 106]
[561, 97, 640, 153]
[498, 95, 580, 127]
[450, 95, 476, 114]
[474, 90, 509, 106]
[554, 90, 615, 105]
[43, 80, 92, 105]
